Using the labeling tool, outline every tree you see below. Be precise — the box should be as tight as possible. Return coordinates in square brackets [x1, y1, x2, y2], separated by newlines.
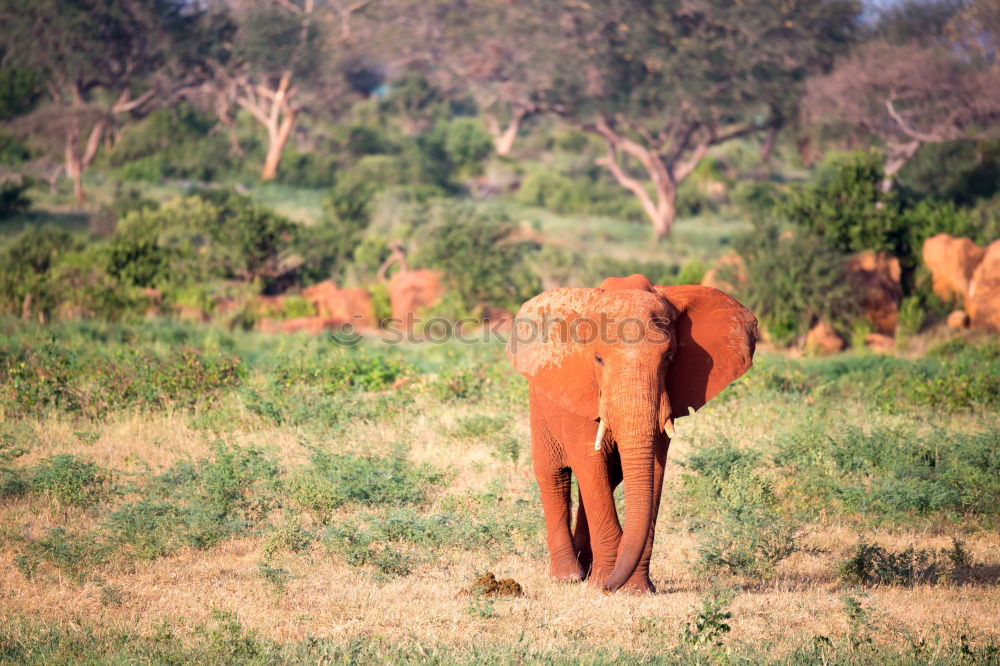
[804, 41, 1000, 191]
[541, 0, 859, 236]
[0, 0, 219, 205]
[947, 0, 1000, 60]
[364, 1, 561, 156]
[212, 0, 371, 181]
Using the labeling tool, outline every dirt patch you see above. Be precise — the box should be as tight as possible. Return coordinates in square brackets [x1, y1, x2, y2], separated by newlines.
[461, 572, 524, 598]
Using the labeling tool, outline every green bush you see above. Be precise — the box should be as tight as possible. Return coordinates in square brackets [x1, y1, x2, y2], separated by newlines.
[515, 167, 644, 221]
[109, 443, 279, 559]
[0, 66, 42, 121]
[515, 169, 590, 214]
[726, 222, 859, 345]
[782, 151, 996, 285]
[411, 201, 540, 313]
[0, 226, 133, 320]
[106, 104, 234, 182]
[676, 440, 798, 580]
[838, 539, 972, 586]
[323, 495, 540, 577]
[14, 527, 110, 583]
[0, 179, 30, 218]
[1, 337, 244, 418]
[899, 139, 1000, 206]
[781, 152, 901, 256]
[287, 448, 441, 522]
[272, 352, 412, 393]
[27, 454, 112, 508]
[441, 116, 493, 177]
[774, 424, 1000, 520]
[108, 193, 295, 291]
[0, 129, 31, 164]
[675, 260, 706, 286]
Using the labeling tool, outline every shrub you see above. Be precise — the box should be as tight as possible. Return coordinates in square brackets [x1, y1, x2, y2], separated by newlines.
[693, 469, 800, 580]
[895, 295, 925, 339]
[726, 222, 859, 345]
[838, 539, 972, 586]
[287, 448, 441, 522]
[515, 169, 589, 213]
[272, 352, 411, 393]
[108, 194, 295, 290]
[781, 152, 901, 256]
[0, 224, 84, 317]
[105, 104, 234, 182]
[781, 151, 997, 285]
[680, 587, 736, 648]
[0, 66, 43, 121]
[411, 201, 540, 313]
[774, 425, 1000, 519]
[109, 443, 279, 559]
[28, 454, 112, 508]
[14, 527, 110, 583]
[452, 414, 509, 439]
[0, 129, 31, 164]
[0, 179, 30, 218]
[899, 139, 1000, 206]
[678, 440, 799, 580]
[675, 260, 706, 286]
[441, 116, 493, 177]
[0, 338, 244, 418]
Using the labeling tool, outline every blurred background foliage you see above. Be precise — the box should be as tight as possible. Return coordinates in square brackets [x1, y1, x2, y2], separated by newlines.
[0, 0, 996, 343]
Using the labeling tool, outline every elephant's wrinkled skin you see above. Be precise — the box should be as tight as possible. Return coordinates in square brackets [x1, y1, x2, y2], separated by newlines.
[506, 274, 757, 593]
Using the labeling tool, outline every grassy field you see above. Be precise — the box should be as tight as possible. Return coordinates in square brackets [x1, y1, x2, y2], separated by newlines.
[1, 318, 998, 664]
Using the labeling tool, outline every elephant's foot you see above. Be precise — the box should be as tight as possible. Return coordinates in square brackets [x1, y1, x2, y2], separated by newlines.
[587, 567, 656, 593]
[574, 548, 593, 579]
[586, 564, 614, 589]
[620, 572, 656, 594]
[549, 556, 585, 582]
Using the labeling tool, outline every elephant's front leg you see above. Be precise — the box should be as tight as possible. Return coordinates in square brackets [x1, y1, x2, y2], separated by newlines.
[531, 416, 584, 582]
[571, 453, 623, 588]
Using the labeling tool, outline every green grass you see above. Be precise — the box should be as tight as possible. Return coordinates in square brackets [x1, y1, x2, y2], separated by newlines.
[0, 318, 998, 661]
[0, 611, 997, 665]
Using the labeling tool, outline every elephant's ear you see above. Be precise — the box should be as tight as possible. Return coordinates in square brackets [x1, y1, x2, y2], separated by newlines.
[654, 285, 758, 416]
[506, 288, 600, 420]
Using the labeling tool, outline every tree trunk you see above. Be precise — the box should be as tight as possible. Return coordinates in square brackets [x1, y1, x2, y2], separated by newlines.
[881, 141, 922, 193]
[485, 108, 528, 157]
[647, 180, 677, 239]
[260, 111, 297, 181]
[65, 124, 85, 205]
[760, 124, 780, 164]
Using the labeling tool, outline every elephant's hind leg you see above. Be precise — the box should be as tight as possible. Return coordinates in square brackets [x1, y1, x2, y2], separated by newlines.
[572, 487, 592, 578]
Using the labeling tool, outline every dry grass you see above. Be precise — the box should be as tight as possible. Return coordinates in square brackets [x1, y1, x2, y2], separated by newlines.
[1, 345, 998, 662]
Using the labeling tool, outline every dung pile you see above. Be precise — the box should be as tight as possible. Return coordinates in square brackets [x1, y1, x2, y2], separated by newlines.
[461, 572, 524, 598]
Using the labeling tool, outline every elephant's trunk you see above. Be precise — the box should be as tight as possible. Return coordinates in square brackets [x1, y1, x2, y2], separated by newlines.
[601, 382, 659, 593]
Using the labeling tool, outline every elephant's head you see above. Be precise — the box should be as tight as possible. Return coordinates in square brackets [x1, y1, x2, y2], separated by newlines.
[506, 274, 757, 592]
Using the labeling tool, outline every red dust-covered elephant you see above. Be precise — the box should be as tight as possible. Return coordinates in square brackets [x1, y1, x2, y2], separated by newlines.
[506, 274, 757, 593]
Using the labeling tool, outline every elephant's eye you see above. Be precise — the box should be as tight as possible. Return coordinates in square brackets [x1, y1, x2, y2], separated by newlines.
[594, 354, 604, 365]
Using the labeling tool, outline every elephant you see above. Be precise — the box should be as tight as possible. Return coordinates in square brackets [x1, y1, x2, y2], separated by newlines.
[506, 274, 758, 593]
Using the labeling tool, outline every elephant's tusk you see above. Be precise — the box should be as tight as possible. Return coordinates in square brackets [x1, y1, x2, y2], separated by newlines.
[664, 418, 676, 438]
[594, 419, 606, 451]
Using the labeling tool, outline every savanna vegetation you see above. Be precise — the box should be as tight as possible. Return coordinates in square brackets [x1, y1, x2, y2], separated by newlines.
[1, 0, 1000, 663]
